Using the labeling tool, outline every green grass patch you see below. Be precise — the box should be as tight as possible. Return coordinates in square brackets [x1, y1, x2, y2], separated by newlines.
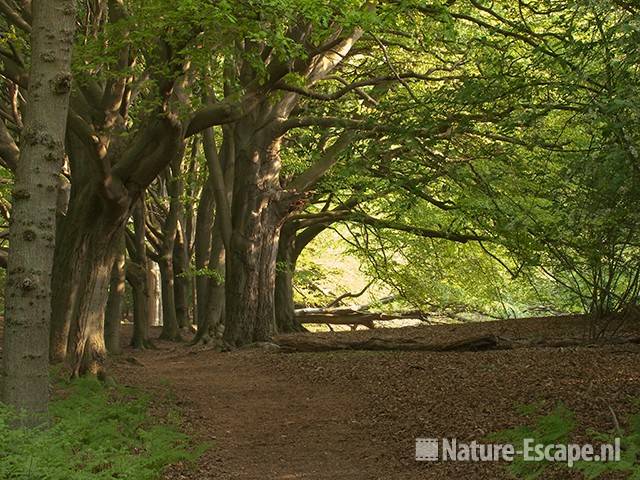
[0, 377, 206, 479]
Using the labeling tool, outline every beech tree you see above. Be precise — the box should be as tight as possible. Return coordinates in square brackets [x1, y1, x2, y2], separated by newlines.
[41, 0, 258, 374]
[0, 0, 636, 388]
[1, 0, 75, 422]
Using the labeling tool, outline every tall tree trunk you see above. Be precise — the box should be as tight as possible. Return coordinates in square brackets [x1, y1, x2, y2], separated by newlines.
[223, 122, 290, 346]
[1, 0, 76, 423]
[48, 134, 99, 362]
[127, 199, 154, 349]
[225, 205, 285, 346]
[158, 254, 180, 340]
[105, 232, 126, 355]
[184, 153, 199, 328]
[193, 126, 234, 345]
[193, 183, 215, 340]
[50, 180, 130, 375]
[127, 263, 151, 349]
[173, 217, 190, 329]
[148, 261, 161, 326]
[275, 221, 328, 333]
[198, 221, 226, 344]
[275, 222, 299, 333]
[158, 157, 183, 340]
[49, 203, 81, 362]
[254, 207, 282, 340]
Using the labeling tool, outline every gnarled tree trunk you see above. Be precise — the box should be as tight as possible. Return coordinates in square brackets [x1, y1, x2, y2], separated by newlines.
[49, 103, 187, 370]
[49, 164, 132, 373]
[64, 202, 128, 377]
[224, 118, 290, 346]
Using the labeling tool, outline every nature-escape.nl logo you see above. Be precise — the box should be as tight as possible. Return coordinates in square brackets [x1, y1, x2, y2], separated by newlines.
[415, 437, 621, 467]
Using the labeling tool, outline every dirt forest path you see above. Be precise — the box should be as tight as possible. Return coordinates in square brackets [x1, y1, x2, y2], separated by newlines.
[113, 346, 393, 480]
[111, 317, 640, 480]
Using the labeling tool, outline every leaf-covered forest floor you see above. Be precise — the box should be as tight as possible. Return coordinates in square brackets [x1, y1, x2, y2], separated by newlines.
[108, 316, 640, 480]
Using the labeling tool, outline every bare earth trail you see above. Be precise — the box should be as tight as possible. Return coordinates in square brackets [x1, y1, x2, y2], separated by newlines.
[111, 317, 640, 480]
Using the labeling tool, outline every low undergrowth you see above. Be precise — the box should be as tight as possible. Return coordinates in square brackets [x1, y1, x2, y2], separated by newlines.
[492, 402, 640, 479]
[0, 376, 205, 479]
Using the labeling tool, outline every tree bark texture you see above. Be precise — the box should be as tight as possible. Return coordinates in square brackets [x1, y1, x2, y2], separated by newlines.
[224, 116, 290, 346]
[1, 0, 76, 423]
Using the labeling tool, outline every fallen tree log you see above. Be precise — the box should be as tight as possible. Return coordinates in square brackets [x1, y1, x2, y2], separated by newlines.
[295, 308, 424, 330]
[276, 334, 506, 352]
[274, 334, 640, 353]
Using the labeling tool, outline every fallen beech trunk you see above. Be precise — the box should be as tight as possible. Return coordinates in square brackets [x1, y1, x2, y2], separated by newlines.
[276, 334, 506, 352]
[295, 308, 423, 329]
[275, 334, 640, 353]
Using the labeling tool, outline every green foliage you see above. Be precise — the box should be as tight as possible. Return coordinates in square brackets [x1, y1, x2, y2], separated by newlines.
[294, 228, 389, 308]
[4, 0, 640, 332]
[491, 404, 576, 479]
[0, 378, 204, 480]
[360, 230, 575, 318]
[581, 409, 640, 479]
[445, 0, 640, 323]
[492, 402, 640, 479]
[179, 267, 224, 285]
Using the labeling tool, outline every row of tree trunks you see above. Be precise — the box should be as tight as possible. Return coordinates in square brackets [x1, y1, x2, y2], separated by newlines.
[44, 24, 365, 366]
[43, 21, 366, 376]
[190, 125, 233, 346]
